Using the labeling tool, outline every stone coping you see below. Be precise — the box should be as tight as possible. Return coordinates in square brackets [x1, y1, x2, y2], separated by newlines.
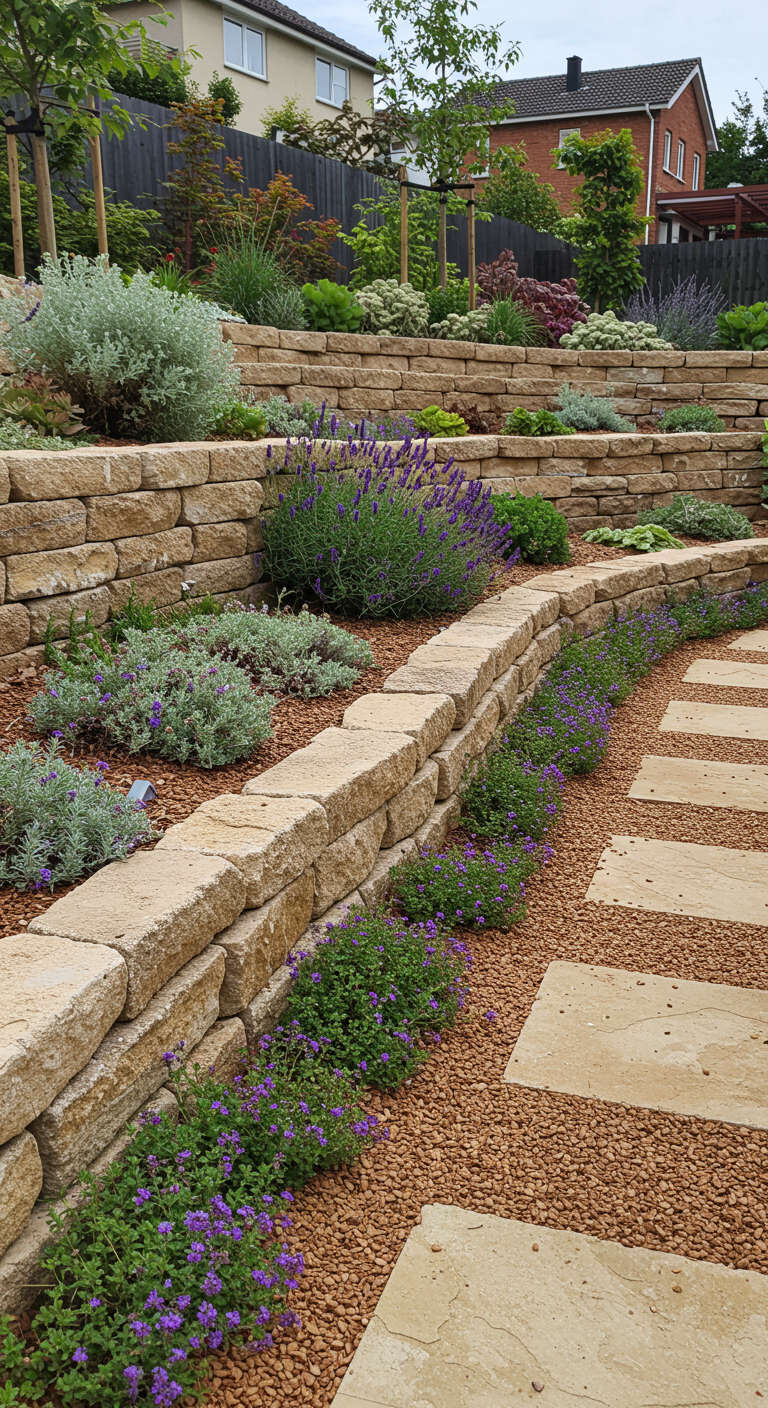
[2, 537, 767, 1311]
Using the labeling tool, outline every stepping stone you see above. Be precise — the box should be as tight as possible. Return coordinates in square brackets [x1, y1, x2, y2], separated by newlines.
[683, 657, 768, 689]
[332, 1203, 768, 1407]
[587, 834, 768, 927]
[729, 629, 768, 653]
[503, 960, 768, 1129]
[660, 699, 768, 741]
[629, 755, 768, 812]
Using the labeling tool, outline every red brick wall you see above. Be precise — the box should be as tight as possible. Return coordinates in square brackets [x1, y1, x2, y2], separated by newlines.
[481, 79, 709, 243]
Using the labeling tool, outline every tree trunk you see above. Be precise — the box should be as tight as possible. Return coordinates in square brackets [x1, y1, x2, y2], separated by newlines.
[32, 129, 57, 260]
[4, 120, 25, 277]
[438, 197, 447, 289]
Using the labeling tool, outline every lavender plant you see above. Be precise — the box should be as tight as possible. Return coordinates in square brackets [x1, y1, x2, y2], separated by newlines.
[0, 741, 154, 891]
[262, 436, 512, 617]
[624, 275, 727, 351]
[285, 910, 470, 1089]
[29, 631, 273, 768]
[391, 838, 541, 930]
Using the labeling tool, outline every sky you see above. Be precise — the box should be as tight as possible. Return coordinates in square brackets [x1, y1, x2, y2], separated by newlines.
[310, 0, 767, 128]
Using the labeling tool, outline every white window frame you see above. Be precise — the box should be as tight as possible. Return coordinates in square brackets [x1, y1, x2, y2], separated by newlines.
[692, 152, 701, 189]
[556, 127, 580, 168]
[662, 129, 672, 172]
[676, 138, 685, 180]
[223, 16, 266, 80]
[316, 56, 349, 108]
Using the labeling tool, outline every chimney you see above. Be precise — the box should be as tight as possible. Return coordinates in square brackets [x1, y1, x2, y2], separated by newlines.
[566, 55, 582, 91]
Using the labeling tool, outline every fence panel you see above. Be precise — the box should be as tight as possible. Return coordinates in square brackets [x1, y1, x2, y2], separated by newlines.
[638, 239, 768, 305]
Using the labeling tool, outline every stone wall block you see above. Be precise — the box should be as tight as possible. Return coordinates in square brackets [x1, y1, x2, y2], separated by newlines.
[85, 489, 181, 540]
[527, 569, 596, 614]
[0, 499, 86, 555]
[6, 543, 118, 601]
[342, 692, 456, 768]
[571, 599, 616, 635]
[217, 872, 315, 1015]
[491, 661, 522, 715]
[184, 1018, 247, 1082]
[190, 521, 249, 562]
[30, 851, 245, 1020]
[313, 807, 388, 916]
[26, 586, 110, 644]
[0, 1133, 43, 1259]
[107, 567, 184, 612]
[382, 759, 439, 847]
[358, 838, 418, 909]
[180, 480, 263, 525]
[0, 602, 31, 653]
[115, 527, 192, 578]
[433, 692, 500, 799]
[180, 554, 257, 596]
[386, 645, 495, 728]
[8, 449, 142, 502]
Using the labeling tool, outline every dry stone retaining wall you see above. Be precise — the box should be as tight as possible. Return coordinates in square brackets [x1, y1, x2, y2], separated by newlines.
[2, 536, 767, 1311]
[0, 431, 764, 678]
[225, 322, 768, 431]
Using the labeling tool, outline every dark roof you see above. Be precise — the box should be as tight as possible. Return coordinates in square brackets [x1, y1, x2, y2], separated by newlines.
[231, 0, 377, 66]
[488, 57, 703, 119]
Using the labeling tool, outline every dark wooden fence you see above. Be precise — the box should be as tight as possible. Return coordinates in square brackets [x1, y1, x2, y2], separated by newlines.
[96, 96, 768, 301]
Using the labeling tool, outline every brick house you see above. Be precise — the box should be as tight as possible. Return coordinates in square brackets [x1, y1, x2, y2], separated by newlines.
[481, 56, 718, 243]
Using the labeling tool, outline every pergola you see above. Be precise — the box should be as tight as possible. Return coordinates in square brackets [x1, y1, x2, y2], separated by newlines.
[655, 185, 768, 238]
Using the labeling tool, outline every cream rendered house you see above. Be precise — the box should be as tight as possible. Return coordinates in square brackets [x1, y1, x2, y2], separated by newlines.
[109, 0, 377, 134]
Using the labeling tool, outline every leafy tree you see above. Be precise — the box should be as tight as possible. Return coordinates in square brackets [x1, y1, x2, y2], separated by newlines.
[265, 98, 409, 176]
[342, 185, 484, 290]
[478, 143, 565, 234]
[0, 165, 158, 275]
[206, 71, 241, 127]
[0, 0, 151, 257]
[261, 95, 313, 138]
[107, 50, 190, 108]
[706, 88, 768, 187]
[162, 96, 243, 268]
[559, 128, 646, 310]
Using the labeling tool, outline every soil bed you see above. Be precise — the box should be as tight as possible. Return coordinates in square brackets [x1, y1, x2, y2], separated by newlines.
[199, 627, 768, 1407]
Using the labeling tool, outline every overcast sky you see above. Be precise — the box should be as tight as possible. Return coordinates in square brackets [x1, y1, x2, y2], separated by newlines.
[312, 0, 766, 128]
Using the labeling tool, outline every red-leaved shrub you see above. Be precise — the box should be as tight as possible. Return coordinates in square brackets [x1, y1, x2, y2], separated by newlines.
[477, 249, 589, 345]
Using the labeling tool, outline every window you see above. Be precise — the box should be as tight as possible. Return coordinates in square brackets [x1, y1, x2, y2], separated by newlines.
[223, 17, 265, 77]
[556, 127, 580, 167]
[676, 139, 685, 180]
[662, 129, 672, 171]
[692, 152, 701, 189]
[316, 57, 348, 107]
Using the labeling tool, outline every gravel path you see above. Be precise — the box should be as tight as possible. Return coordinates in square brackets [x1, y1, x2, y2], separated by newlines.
[203, 627, 768, 1408]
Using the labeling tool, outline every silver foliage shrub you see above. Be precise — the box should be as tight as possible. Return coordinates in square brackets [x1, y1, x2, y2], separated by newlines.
[1, 255, 239, 441]
[555, 383, 633, 432]
[356, 279, 429, 337]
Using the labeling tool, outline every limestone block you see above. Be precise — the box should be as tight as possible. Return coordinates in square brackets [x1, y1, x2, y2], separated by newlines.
[589, 560, 664, 599]
[433, 692, 500, 799]
[515, 474, 572, 498]
[395, 644, 496, 728]
[537, 621, 568, 663]
[359, 837, 419, 909]
[0, 646, 45, 680]
[557, 496, 598, 518]
[217, 871, 315, 1015]
[515, 639, 543, 690]
[30, 851, 244, 1020]
[0, 933, 127, 1145]
[0, 1202, 56, 1315]
[208, 442, 271, 481]
[414, 795, 462, 851]
[0, 499, 86, 555]
[542, 436, 607, 460]
[184, 1017, 246, 1082]
[497, 434, 554, 457]
[674, 469, 723, 491]
[652, 547, 713, 582]
[191, 521, 248, 562]
[615, 585, 668, 615]
[342, 692, 456, 768]
[0, 603, 30, 653]
[140, 446, 210, 490]
[6, 543, 118, 601]
[650, 432, 712, 453]
[0, 1133, 43, 1259]
[494, 585, 560, 631]
[107, 567, 184, 612]
[180, 480, 263, 526]
[180, 554, 256, 596]
[26, 586, 110, 644]
[482, 456, 541, 479]
[708, 567, 752, 595]
[31, 948, 224, 1195]
[85, 489, 181, 540]
[569, 476, 627, 495]
[313, 807, 388, 916]
[0, 461, 9, 504]
[115, 527, 192, 578]
[491, 661, 522, 715]
[603, 435, 655, 458]
[703, 541, 751, 570]
[624, 472, 677, 494]
[526, 569, 596, 615]
[571, 600, 615, 635]
[382, 760, 439, 847]
[240, 967, 294, 1049]
[7, 449, 142, 501]
[243, 726, 418, 842]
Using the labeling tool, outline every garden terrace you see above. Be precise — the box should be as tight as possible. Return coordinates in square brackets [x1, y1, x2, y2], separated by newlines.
[225, 323, 768, 431]
[1, 536, 766, 1316]
[0, 430, 765, 679]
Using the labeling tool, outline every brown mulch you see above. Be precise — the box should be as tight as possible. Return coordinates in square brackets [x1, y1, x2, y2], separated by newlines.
[198, 627, 768, 1407]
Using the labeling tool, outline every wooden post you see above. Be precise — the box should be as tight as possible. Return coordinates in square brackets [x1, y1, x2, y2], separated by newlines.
[89, 99, 109, 260]
[734, 194, 743, 240]
[437, 193, 447, 289]
[467, 188, 476, 310]
[399, 165, 408, 284]
[4, 117, 25, 278]
[31, 119, 57, 261]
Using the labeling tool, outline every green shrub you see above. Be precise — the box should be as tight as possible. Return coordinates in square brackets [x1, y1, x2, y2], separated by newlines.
[430, 298, 543, 345]
[502, 407, 575, 436]
[427, 280, 470, 323]
[461, 756, 563, 841]
[210, 400, 268, 439]
[203, 229, 306, 328]
[583, 524, 685, 552]
[430, 307, 491, 341]
[555, 383, 633, 432]
[414, 405, 468, 437]
[0, 741, 154, 891]
[355, 278, 430, 337]
[637, 493, 754, 542]
[657, 404, 726, 433]
[561, 311, 673, 351]
[257, 394, 320, 437]
[174, 606, 373, 696]
[1, 256, 238, 441]
[392, 837, 538, 929]
[285, 910, 469, 1090]
[717, 302, 768, 350]
[302, 278, 364, 331]
[0, 166, 160, 278]
[491, 491, 570, 563]
[30, 630, 273, 768]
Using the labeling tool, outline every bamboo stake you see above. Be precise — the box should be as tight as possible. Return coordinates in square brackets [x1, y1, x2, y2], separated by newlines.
[399, 165, 408, 284]
[467, 187, 476, 310]
[32, 123, 57, 260]
[89, 99, 109, 260]
[4, 117, 25, 278]
[437, 194, 447, 289]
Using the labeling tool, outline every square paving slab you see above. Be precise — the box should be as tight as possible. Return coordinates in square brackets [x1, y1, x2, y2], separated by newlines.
[331, 1203, 768, 1407]
[587, 834, 768, 926]
[729, 629, 768, 653]
[683, 657, 768, 689]
[660, 698, 768, 740]
[629, 754, 768, 811]
[503, 960, 768, 1129]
